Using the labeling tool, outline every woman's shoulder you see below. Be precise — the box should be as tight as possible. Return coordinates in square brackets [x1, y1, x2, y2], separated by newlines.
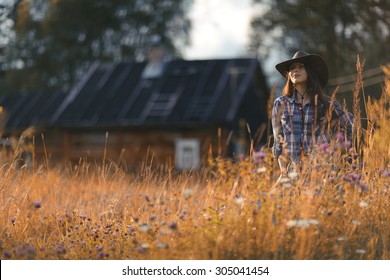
[329, 100, 345, 111]
[274, 95, 289, 104]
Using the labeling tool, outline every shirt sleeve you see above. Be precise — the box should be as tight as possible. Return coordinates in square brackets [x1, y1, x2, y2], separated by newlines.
[272, 98, 284, 158]
[332, 102, 354, 141]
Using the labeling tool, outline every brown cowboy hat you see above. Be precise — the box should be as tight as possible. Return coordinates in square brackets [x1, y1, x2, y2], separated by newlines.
[275, 51, 329, 87]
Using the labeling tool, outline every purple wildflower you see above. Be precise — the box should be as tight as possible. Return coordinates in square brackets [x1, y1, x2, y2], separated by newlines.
[350, 173, 362, 182]
[126, 225, 136, 235]
[149, 214, 157, 221]
[325, 210, 333, 216]
[168, 221, 178, 231]
[336, 132, 344, 141]
[15, 244, 36, 259]
[97, 252, 109, 259]
[357, 183, 369, 192]
[342, 174, 349, 182]
[342, 140, 352, 149]
[320, 143, 328, 153]
[55, 244, 67, 255]
[178, 213, 186, 221]
[3, 250, 12, 259]
[33, 201, 41, 208]
[272, 213, 277, 226]
[253, 151, 266, 163]
[10, 217, 16, 225]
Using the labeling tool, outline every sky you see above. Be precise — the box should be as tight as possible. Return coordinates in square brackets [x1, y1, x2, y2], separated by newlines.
[181, 0, 282, 85]
[182, 0, 256, 60]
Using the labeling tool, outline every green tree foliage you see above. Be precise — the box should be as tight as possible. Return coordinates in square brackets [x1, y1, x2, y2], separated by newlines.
[1, 0, 192, 92]
[249, 0, 390, 79]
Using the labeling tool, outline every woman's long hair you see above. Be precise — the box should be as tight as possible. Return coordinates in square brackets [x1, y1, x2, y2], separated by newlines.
[282, 64, 330, 120]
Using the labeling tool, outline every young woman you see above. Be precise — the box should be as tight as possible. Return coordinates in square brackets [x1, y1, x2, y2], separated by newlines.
[272, 51, 353, 182]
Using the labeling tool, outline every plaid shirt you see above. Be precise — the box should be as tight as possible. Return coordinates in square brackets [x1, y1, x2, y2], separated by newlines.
[272, 92, 353, 163]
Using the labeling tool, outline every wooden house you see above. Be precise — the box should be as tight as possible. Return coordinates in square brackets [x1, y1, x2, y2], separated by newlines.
[1, 57, 269, 170]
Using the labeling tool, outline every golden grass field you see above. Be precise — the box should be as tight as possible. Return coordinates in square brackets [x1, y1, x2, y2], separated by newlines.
[1, 63, 389, 260]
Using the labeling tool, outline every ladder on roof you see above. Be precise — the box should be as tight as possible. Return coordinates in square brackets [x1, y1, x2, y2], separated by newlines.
[142, 92, 179, 119]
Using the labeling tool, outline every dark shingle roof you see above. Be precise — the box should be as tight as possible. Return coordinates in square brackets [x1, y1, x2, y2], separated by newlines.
[51, 58, 266, 127]
[1, 58, 268, 132]
[1, 91, 66, 133]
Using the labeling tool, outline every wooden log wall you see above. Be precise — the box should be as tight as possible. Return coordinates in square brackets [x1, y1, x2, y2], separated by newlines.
[31, 127, 233, 170]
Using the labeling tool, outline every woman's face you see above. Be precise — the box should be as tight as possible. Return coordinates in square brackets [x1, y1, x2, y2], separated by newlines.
[288, 62, 308, 85]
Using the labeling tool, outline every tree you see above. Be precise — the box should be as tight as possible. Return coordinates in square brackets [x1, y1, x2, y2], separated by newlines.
[1, 0, 192, 93]
[249, 0, 390, 79]
[0, 0, 21, 88]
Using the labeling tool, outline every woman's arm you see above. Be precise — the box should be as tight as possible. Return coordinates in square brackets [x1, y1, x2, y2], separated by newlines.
[332, 102, 354, 141]
[271, 98, 284, 158]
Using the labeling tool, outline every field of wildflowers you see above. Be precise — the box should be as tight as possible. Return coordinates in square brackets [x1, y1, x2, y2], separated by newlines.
[0, 64, 389, 260]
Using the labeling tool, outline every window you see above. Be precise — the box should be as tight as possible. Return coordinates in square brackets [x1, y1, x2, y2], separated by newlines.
[175, 139, 200, 171]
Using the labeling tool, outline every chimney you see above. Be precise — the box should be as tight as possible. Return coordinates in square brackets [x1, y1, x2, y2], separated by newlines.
[142, 35, 168, 79]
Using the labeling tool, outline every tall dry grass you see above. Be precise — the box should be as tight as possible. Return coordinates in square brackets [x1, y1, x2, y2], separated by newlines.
[0, 64, 389, 260]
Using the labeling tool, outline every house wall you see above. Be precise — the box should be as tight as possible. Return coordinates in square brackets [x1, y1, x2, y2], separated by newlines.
[32, 126, 233, 170]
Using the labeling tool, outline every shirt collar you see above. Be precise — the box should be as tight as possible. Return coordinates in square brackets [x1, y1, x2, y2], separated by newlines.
[285, 91, 299, 103]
